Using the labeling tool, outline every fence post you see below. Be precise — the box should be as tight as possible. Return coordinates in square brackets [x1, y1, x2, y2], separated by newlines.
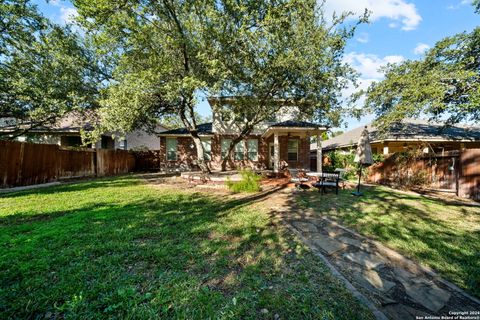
[16, 142, 25, 185]
[455, 154, 460, 196]
[93, 149, 98, 177]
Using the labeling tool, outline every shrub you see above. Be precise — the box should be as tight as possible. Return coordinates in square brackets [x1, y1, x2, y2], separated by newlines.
[325, 150, 385, 181]
[323, 150, 357, 180]
[226, 169, 262, 193]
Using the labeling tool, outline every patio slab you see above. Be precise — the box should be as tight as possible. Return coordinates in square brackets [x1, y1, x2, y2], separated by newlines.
[394, 268, 451, 312]
[291, 221, 318, 233]
[355, 269, 396, 293]
[311, 236, 348, 255]
[343, 251, 385, 270]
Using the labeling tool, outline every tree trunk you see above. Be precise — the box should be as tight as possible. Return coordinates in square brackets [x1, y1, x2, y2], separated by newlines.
[220, 135, 245, 172]
[221, 143, 235, 171]
[190, 133, 210, 174]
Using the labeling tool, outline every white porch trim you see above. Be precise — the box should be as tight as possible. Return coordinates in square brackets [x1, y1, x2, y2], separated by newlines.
[273, 133, 280, 173]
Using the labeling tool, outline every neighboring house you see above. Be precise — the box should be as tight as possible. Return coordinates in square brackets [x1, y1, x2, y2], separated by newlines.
[0, 114, 165, 150]
[313, 119, 480, 156]
[158, 97, 327, 172]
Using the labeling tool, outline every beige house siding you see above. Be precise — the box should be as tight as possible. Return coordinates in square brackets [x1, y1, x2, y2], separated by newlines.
[124, 130, 160, 150]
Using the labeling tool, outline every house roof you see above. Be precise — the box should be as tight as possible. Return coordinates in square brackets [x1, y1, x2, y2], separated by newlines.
[270, 120, 323, 128]
[0, 112, 98, 133]
[159, 122, 213, 136]
[315, 119, 480, 151]
[159, 121, 326, 137]
[0, 112, 167, 135]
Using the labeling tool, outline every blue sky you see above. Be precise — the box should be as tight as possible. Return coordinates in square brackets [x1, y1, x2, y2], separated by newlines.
[33, 0, 479, 131]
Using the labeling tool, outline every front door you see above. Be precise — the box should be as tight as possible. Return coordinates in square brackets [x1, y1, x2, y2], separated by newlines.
[268, 142, 275, 169]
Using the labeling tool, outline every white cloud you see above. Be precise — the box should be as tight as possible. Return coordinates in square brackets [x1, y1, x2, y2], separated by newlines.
[323, 0, 422, 31]
[60, 7, 78, 24]
[49, 0, 61, 6]
[339, 52, 404, 110]
[356, 32, 369, 43]
[343, 52, 405, 79]
[413, 43, 430, 55]
[447, 0, 472, 9]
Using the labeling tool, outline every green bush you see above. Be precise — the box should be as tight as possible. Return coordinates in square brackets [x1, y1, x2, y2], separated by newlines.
[323, 150, 357, 180]
[226, 169, 262, 193]
[324, 150, 385, 181]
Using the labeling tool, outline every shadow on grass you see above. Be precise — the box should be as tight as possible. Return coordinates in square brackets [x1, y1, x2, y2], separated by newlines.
[293, 185, 480, 298]
[0, 180, 373, 319]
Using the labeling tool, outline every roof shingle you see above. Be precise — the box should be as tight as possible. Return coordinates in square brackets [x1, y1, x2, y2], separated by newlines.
[315, 119, 480, 151]
[270, 120, 323, 128]
[159, 122, 213, 135]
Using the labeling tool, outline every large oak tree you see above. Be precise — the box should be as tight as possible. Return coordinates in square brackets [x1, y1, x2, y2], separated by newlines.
[0, 0, 105, 139]
[74, 0, 365, 171]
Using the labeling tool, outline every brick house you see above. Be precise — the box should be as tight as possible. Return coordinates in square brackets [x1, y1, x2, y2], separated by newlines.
[158, 98, 326, 173]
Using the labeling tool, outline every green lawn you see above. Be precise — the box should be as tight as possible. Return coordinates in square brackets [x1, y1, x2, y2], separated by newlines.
[297, 185, 480, 298]
[0, 176, 373, 319]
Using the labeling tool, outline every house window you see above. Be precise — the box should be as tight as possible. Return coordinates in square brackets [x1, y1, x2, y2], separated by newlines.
[287, 139, 298, 161]
[247, 139, 258, 161]
[221, 138, 232, 159]
[119, 139, 127, 150]
[166, 138, 177, 161]
[220, 111, 231, 122]
[201, 138, 211, 161]
[62, 135, 82, 147]
[101, 135, 115, 149]
[234, 140, 245, 160]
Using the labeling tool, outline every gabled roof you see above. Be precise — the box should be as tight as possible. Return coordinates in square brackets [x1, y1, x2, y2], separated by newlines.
[159, 123, 213, 136]
[315, 119, 480, 151]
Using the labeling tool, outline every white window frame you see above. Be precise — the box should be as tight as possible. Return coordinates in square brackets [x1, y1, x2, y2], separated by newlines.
[234, 140, 245, 160]
[201, 138, 212, 161]
[221, 138, 232, 159]
[166, 137, 177, 161]
[287, 139, 298, 161]
[247, 139, 258, 161]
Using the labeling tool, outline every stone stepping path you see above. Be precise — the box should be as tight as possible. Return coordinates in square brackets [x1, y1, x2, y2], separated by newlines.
[286, 217, 480, 320]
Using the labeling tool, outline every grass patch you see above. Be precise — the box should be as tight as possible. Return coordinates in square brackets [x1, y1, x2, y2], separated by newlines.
[0, 176, 373, 319]
[226, 169, 262, 193]
[297, 185, 480, 298]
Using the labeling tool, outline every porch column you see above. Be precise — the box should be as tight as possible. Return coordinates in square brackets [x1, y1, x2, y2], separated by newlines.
[273, 132, 280, 173]
[383, 143, 389, 155]
[316, 133, 322, 173]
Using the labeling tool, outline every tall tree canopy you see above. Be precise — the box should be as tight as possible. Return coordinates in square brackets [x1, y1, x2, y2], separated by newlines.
[73, 0, 365, 171]
[365, 4, 479, 128]
[0, 0, 104, 139]
[208, 1, 366, 170]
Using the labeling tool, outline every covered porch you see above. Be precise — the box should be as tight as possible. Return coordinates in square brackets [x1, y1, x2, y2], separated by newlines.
[262, 121, 326, 174]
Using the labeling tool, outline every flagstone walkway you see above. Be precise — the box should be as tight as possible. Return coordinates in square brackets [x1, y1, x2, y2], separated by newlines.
[263, 189, 480, 320]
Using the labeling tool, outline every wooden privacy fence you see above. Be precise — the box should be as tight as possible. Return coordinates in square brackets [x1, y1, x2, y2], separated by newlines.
[0, 141, 135, 188]
[132, 150, 161, 172]
[367, 149, 480, 200]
